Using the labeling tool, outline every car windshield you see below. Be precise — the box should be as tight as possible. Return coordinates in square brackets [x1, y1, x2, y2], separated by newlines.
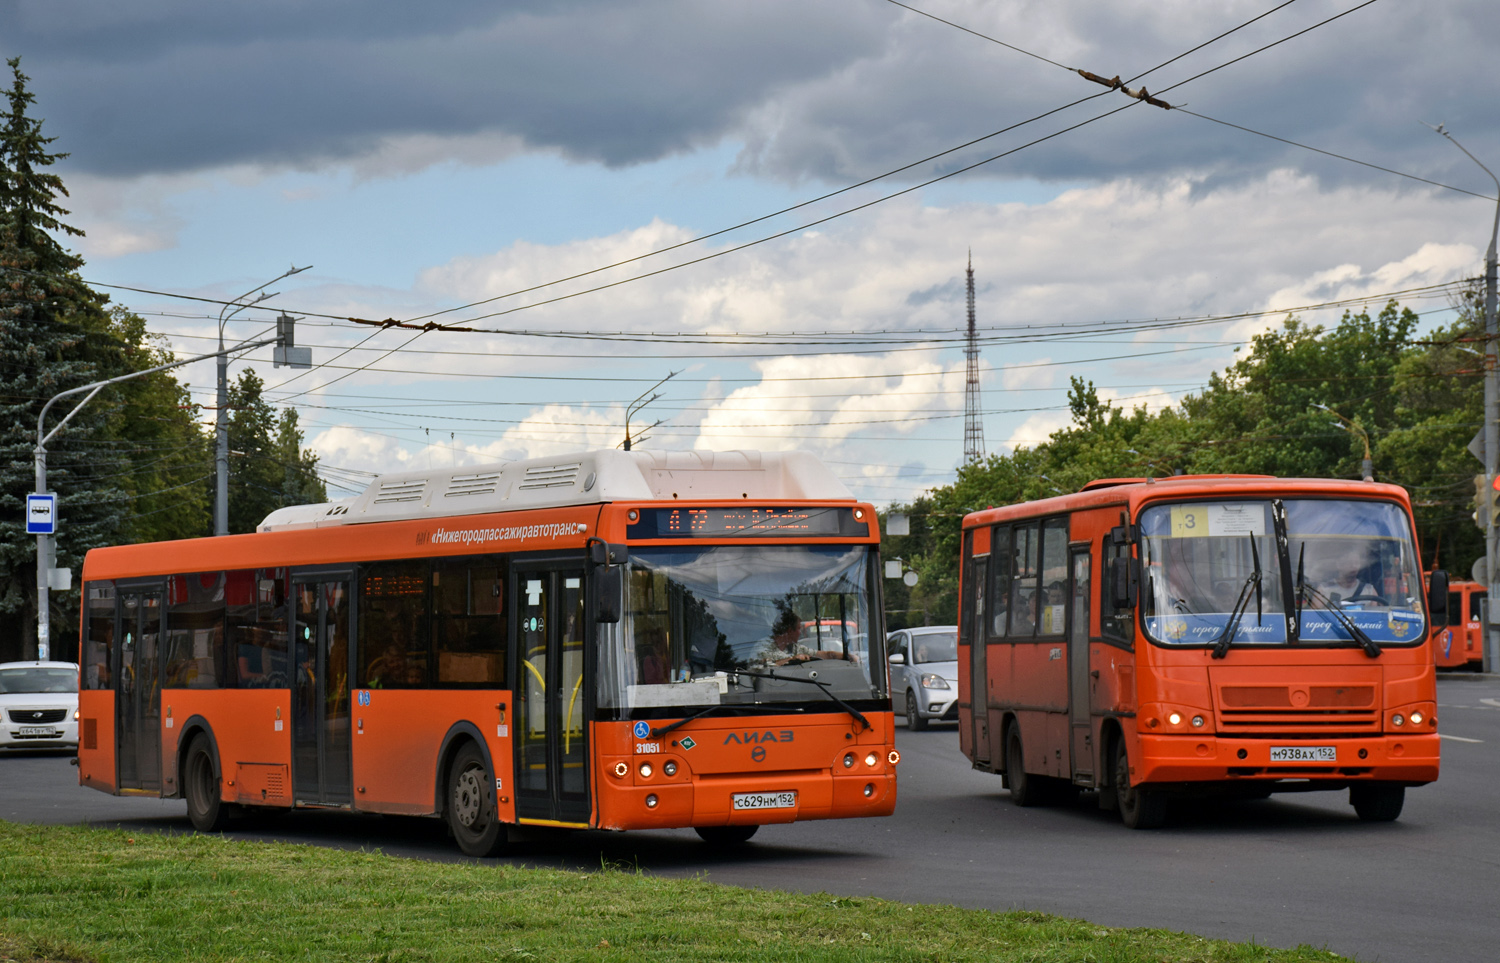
[0, 667, 77, 694]
[598, 544, 885, 711]
[910, 632, 958, 662]
[1141, 498, 1426, 647]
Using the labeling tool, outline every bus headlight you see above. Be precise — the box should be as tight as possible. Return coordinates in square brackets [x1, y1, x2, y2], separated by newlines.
[1168, 712, 1182, 726]
[1391, 714, 1405, 727]
[663, 761, 678, 777]
[613, 762, 629, 778]
[888, 750, 901, 765]
[843, 752, 855, 769]
[645, 794, 658, 809]
[1409, 711, 1423, 725]
[1191, 716, 1205, 728]
[864, 752, 878, 767]
[639, 762, 653, 778]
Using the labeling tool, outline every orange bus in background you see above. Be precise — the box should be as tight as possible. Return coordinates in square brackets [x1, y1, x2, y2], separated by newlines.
[77, 450, 898, 855]
[957, 475, 1443, 829]
[1432, 578, 1486, 670]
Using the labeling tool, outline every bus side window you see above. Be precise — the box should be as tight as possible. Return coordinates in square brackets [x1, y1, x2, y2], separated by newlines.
[1100, 541, 1133, 643]
[1448, 592, 1463, 627]
[988, 526, 1011, 640]
[359, 560, 430, 688]
[1038, 518, 1068, 636]
[165, 571, 226, 689]
[227, 570, 288, 689]
[84, 582, 115, 690]
[1008, 522, 1040, 637]
[1472, 591, 1487, 623]
[432, 556, 508, 687]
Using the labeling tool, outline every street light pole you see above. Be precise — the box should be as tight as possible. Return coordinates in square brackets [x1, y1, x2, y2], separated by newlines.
[215, 266, 310, 536]
[1312, 404, 1374, 482]
[33, 336, 280, 660]
[1429, 125, 1500, 672]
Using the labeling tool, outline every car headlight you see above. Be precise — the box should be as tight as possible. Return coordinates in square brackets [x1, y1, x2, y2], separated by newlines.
[919, 673, 951, 690]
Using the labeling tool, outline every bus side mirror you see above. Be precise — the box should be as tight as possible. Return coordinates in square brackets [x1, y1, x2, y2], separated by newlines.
[588, 539, 628, 624]
[1108, 556, 1139, 610]
[1428, 569, 1449, 622]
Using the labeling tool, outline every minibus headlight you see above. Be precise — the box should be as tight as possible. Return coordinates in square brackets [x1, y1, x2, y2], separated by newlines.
[863, 784, 875, 797]
[613, 762, 629, 778]
[1391, 713, 1405, 727]
[1191, 716, 1205, 728]
[1409, 711, 1423, 725]
[1167, 712, 1182, 726]
[645, 794, 658, 809]
[843, 752, 856, 769]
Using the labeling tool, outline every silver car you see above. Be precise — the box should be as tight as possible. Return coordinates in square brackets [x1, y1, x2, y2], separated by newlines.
[0, 661, 79, 750]
[886, 627, 958, 730]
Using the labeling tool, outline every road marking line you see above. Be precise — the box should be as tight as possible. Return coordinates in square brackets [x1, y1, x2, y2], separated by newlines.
[1439, 734, 1484, 743]
[1481, 698, 1500, 709]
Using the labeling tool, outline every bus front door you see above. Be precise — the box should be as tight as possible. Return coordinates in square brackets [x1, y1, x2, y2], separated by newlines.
[116, 586, 163, 792]
[1067, 549, 1093, 782]
[292, 576, 353, 807]
[513, 564, 590, 825]
[968, 555, 990, 767]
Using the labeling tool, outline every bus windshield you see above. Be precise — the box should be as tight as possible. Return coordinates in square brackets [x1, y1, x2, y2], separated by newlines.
[600, 545, 884, 711]
[1141, 498, 1426, 648]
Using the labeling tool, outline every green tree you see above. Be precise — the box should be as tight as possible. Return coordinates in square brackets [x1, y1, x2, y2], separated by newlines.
[226, 368, 327, 534]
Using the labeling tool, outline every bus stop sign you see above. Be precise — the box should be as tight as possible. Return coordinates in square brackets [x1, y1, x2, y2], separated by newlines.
[27, 494, 56, 535]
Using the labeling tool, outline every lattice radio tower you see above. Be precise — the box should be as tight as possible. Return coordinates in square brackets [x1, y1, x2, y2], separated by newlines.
[963, 252, 985, 463]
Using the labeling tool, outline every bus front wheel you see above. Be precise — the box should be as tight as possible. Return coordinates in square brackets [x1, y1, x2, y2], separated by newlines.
[1115, 740, 1166, 829]
[1349, 783, 1404, 822]
[447, 743, 507, 857]
[184, 734, 233, 833]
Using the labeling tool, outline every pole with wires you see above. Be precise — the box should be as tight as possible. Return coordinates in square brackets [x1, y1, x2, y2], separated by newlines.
[1428, 124, 1500, 672]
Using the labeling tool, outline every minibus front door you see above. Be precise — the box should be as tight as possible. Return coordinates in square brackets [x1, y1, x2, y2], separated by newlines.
[513, 564, 591, 826]
[1067, 549, 1093, 782]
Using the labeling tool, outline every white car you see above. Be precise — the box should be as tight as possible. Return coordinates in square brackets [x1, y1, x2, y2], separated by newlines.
[0, 661, 79, 750]
[886, 627, 958, 730]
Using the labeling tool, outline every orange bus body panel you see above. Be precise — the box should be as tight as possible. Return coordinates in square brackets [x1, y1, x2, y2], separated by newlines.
[163, 690, 292, 805]
[77, 689, 114, 793]
[1432, 580, 1484, 670]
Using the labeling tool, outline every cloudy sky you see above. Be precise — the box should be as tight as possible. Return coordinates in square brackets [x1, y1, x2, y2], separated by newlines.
[6, 0, 1497, 504]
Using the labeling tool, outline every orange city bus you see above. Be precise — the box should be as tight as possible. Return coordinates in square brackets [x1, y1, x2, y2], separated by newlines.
[76, 450, 898, 855]
[1431, 577, 1486, 670]
[957, 474, 1444, 829]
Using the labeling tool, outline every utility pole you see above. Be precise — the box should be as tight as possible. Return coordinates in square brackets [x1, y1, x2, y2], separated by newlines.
[1430, 125, 1500, 672]
[215, 266, 310, 536]
[963, 252, 985, 464]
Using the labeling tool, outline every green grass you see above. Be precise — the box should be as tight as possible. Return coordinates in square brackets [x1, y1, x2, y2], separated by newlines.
[0, 821, 1347, 963]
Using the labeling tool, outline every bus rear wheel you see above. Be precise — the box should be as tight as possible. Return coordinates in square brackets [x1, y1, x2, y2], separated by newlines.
[1006, 726, 1042, 807]
[1115, 740, 1166, 829]
[695, 825, 759, 845]
[1349, 783, 1404, 822]
[184, 734, 233, 833]
[447, 743, 507, 857]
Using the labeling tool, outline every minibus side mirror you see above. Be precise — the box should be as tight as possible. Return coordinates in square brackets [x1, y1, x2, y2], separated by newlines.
[1108, 555, 1139, 610]
[1428, 569, 1449, 623]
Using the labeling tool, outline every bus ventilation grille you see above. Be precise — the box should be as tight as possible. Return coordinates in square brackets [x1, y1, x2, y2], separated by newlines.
[445, 472, 503, 498]
[518, 463, 581, 490]
[373, 479, 427, 504]
[1217, 685, 1378, 733]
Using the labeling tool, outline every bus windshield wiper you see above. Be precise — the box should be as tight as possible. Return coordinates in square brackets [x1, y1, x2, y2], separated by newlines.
[731, 668, 873, 731]
[649, 703, 803, 739]
[1212, 536, 1263, 660]
[1300, 583, 1382, 657]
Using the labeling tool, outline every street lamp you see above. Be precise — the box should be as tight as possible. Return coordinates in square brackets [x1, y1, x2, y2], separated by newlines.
[1311, 404, 1373, 482]
[622, 370, 677, 451]
[215, 265, 310, 536]
[1426, 123, 1500, 672]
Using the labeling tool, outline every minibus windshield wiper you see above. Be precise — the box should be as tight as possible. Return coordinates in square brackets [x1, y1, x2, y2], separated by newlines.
[731, 668, 873, 731]
[649, 703, 803, 739]
[1211, 536, 1263, 660]
[1300, 583, 1382, 658]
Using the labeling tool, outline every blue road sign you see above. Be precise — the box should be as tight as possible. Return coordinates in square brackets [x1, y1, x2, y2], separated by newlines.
[27, 494, 56, 535]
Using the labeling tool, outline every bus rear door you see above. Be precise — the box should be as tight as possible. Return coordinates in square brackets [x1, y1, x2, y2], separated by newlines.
[116, 584, 163, 792]
[513, 562, 591, 825]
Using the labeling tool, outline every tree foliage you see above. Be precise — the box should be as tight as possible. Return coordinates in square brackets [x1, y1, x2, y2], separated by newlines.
[885, 302, 1486, 628]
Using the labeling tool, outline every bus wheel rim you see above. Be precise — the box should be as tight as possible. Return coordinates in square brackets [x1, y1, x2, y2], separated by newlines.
[454, 766, 486, 828]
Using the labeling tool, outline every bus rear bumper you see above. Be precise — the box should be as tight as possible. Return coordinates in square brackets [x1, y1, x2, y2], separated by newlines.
[1135, 733, 1440, 785]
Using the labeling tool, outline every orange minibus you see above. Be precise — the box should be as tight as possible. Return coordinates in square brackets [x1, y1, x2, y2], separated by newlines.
[1431, 577, 1486, 670]
[77, 450, 898, 854]
[957, 475, 1443, 828]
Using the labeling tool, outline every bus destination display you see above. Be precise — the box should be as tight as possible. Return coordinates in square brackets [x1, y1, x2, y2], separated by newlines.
[627, 507, 868, 539]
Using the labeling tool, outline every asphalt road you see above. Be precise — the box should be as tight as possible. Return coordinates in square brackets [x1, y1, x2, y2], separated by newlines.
[5, 676, 1498, 963]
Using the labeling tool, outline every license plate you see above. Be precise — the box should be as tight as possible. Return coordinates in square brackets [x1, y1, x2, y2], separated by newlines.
[1269, 745, 1336, 762]
[18, 726, 60, 737]
[731, 790, 797, 811]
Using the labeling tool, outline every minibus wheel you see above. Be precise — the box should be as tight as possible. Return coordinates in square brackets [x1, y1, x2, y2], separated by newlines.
[1006, 726, 1040, 807]
[695, 825, 759, 845]
[447, 742, 507, 857]
[1349, 783, 1404, 822]
[1115, 740, 1166, 829]
[184, 734, 233, 833]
